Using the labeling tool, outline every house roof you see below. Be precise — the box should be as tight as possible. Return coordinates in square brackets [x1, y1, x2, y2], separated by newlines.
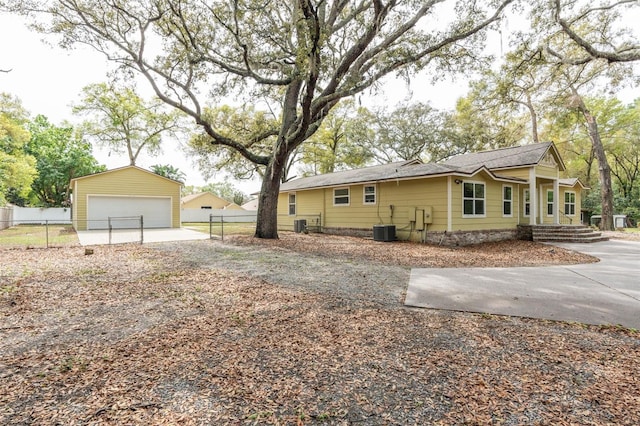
[181, 192, 208, 204]
[280, 142, 567, 193]
[241, 198, 259, 210]
[559, 178, 589, 190]
[70, 165, 183, 185]
[442, 142, 566, 172]
[181, 191, 243, 209]
[280, 159, 524, 192]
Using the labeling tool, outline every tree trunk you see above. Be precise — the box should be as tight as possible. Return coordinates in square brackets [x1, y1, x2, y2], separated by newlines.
[572, 93, 614, 231]
[525, 93, 539, 143]
[254, 153, 287, 239]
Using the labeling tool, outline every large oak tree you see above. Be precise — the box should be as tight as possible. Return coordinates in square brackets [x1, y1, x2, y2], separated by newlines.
[3, 0, 515, 238]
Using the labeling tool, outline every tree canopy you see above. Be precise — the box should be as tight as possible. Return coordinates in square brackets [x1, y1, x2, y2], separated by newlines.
[4, 0, 517, 238]
[73, 82, 183, 166]
[26, 115, 106, 207]
[0, 93, 37, 205]
[150, 163, 186, 183]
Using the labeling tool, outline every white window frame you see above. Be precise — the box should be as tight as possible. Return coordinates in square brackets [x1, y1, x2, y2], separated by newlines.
[523, 189, 531, 217]
[502, 185, 513, 217]
[462, 181, 486, 218]
[363, 185, 376, 205]
[546, 189, 554, 217]
[333, 187, 350, 206]
[564, 191, 576, 216]
[288, 193, 296, 216]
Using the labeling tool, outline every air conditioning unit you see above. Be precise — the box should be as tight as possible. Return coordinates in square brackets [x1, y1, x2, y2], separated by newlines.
[373, 225, 396, 242]
[294, 219, 307, 233]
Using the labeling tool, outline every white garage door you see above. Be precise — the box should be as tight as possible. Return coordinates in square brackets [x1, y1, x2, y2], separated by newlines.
[87, 196, 171, 230]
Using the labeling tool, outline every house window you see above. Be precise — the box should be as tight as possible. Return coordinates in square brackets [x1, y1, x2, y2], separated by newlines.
[288, 193, 296, 216]
[547, 190, 554, 216]
[200, 206, 212, 210]
[503, 185, 513, 217]
[564, 192, 576, 216]
[334, 188, 350, 206]
[363, 185, 376, 205]
[524, 189, 530, 217]
[463, 181, 485, 217]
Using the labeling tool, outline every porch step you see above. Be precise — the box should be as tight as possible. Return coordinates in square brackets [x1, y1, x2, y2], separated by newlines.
[531, 225, 608, 243]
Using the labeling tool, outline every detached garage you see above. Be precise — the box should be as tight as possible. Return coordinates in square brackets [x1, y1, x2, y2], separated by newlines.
[71, 166, 182, 230]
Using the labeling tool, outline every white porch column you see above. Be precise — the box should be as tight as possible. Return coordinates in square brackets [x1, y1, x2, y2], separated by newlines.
[553, 179, 560, 224]
[447, 176, 452, 232]
[529, 169, 537, 225]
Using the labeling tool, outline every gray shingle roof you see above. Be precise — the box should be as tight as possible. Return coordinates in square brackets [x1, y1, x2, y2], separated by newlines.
[559, 178, 588, 189]
[442, 142, 557, 170]
[281, 160, 421, 191]
[280, 161, 519, 192]
[280, 142, 558, 192]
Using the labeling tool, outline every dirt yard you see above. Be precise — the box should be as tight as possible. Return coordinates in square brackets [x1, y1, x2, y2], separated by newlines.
[1, 234, 638, 425]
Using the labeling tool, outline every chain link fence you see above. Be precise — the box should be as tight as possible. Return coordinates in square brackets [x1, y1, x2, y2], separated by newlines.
[0, 217, 145, 249]
[204, 213, 323, 240]
[0, 221, 79, 249]
[206, 213, 258, 240]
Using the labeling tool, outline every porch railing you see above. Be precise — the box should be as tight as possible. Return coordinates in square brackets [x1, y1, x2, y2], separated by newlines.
[559, 210, 573, 225]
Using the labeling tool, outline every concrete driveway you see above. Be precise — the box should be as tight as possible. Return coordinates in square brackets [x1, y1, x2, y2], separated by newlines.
[77, 227, 210, 246]
[405, 239, 640, 329]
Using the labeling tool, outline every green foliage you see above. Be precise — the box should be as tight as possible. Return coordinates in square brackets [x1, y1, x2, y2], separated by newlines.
[542, 96, 640, 218]
[200, 181, 248, 205]
[359, 102, 449, 164]
[150, 164, 186, 183]
[74, 82, 183, 166]
[186, 105, 278, 181]
[26, 115, 105, 207]
[442, 88, 528, 159]
[0, 93, 37, 205]
[299, 100, 372, 175]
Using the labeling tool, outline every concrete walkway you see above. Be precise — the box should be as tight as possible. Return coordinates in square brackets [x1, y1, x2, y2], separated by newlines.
[405, 240, 640, 329]
[77, 227, 210, 246]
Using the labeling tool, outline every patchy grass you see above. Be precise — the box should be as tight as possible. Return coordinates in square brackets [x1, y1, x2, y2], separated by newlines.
[0, 224, 78, 248]
[622, 227, 640, 233]
[183, 221, 256, 238]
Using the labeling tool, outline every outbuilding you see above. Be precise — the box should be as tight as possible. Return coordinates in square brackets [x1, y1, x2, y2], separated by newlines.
[70, 166, 182, 230]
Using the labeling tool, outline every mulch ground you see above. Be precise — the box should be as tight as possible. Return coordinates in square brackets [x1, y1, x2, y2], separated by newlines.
[1, 236, 638, 425]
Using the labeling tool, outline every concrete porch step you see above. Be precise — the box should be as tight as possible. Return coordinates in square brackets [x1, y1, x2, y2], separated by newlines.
[535, 235, 609, 243]
[530, 225, 608, 243]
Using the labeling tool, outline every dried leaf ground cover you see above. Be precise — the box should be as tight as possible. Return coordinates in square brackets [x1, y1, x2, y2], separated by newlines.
[225, 233, 599, 267]
[1, 236, 638, 425]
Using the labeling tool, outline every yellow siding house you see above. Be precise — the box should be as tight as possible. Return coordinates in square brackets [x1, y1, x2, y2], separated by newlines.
[71, 166, 182, 230]
[279, 142, 586, 245]
[181, 192, 244, 210]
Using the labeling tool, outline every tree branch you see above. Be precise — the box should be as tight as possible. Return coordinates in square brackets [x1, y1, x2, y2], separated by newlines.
[552, 0, 640, 64]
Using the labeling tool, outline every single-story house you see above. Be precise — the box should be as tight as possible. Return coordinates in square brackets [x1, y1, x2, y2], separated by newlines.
[71, 166, 182, 230]
[181, 192, 243, 210]
[278, 142, 587, 245]
[241, 198, 259, 211]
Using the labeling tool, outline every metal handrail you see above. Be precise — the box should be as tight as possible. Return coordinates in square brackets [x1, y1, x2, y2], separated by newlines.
[559, 210, 573, 225]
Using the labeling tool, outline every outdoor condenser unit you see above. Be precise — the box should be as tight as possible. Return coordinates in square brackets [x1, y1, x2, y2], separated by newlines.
[294, 219, 307, 233]
[373, 225, 396, 242]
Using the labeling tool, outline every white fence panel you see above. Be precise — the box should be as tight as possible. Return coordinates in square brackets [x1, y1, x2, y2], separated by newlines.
[12, 206, 72, 224]
[181, 208, 257, 223]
